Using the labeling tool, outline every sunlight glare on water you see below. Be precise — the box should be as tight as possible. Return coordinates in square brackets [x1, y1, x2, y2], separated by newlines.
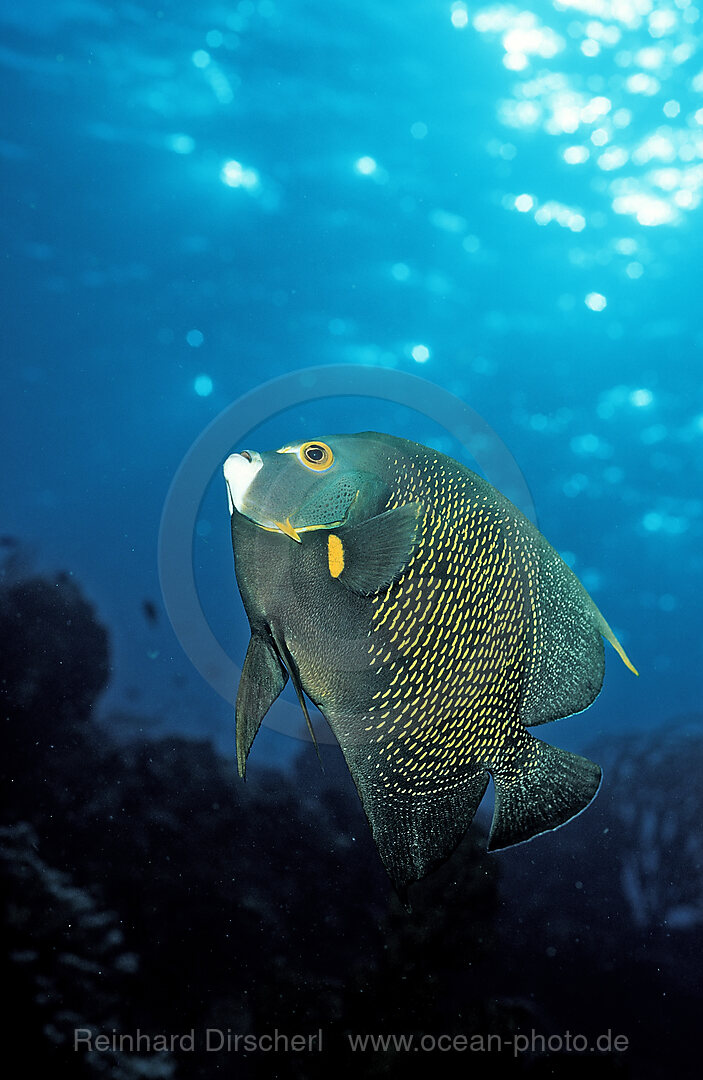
[468, 0, 703, 236]
[220, 160, 260, 190]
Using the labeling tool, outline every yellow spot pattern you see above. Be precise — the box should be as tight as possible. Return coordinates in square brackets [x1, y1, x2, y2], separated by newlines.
[361, 450, 545, 799]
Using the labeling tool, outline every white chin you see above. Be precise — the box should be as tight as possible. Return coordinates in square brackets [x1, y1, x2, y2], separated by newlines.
[223, 452, 263, 515]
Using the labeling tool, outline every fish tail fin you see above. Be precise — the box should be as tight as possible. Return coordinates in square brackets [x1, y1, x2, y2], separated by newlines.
[487, 734, 601, 851]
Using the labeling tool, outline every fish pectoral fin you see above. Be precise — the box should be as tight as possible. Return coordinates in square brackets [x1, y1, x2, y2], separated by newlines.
[487, 733, 601, 851]
[331, 501, 422, 595]
[235, 632, 288, 778]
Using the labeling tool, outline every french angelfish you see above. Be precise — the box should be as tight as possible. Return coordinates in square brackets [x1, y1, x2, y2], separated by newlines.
[224, 433, 637, 892]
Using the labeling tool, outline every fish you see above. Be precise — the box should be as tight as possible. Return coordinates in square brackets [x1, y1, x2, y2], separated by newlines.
[142, 599, 159, 625]
[224, 432, 637, 892]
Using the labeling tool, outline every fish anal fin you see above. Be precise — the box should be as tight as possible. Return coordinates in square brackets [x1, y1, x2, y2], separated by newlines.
[357, 770, 490, 893]
[487, 733, 601, 851]
[333, 501, 422, 596]
[236, 633, 288, 778]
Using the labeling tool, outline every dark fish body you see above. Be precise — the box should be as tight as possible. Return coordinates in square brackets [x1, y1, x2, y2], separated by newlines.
[225, 432, 636, 891]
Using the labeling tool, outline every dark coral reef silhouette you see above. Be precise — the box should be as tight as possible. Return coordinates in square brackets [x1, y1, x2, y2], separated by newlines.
[1, 566, 699, 1079]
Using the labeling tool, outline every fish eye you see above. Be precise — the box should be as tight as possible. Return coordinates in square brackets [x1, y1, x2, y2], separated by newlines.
[298, 441, 334, 471]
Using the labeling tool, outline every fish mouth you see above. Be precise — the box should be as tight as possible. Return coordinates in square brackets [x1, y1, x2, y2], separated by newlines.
[225, 450, 359, 541]
[223, 451, 263, 515]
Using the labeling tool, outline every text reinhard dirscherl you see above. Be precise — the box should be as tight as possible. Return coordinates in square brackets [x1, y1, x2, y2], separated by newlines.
[73, 1028, 629, 1057]
[74, 1029, 324, 1054]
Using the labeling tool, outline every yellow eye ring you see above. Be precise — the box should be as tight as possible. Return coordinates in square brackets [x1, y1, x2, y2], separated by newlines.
[298, 441, 334, 471]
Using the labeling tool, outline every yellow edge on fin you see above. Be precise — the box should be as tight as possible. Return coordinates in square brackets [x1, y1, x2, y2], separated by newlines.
[600, 618, 639, 676]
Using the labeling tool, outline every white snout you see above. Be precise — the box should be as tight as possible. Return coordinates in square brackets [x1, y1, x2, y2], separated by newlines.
[223, 452, 263, 515]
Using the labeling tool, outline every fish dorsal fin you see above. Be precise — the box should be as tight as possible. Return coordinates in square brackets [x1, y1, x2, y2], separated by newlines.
[496, 501, 638, 726]
[328, 501, 422, 596]
[596, 613, 639, 675]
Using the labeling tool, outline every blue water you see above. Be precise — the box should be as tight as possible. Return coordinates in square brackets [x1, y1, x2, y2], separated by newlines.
[4, 6, 703, 1077]
[2, 0, 701, 766]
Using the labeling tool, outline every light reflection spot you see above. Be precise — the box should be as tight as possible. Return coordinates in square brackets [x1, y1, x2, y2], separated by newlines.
[355, 156, 377, 175]
[598, 146, 628, 170]
[585, 292, 607, 311]
[451, 3, 469, 29]
[630, 388, 654, 407]
[391, 262, 411, 282]
[221, 160, 260, 189]
[613, 108, 632, 128]
[626, 72, 660, 95]
[504, 52, 529, 71]
[168, 134, 195, 155]
[194, 375, 213, 397]
[563, 145, 589, 164]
